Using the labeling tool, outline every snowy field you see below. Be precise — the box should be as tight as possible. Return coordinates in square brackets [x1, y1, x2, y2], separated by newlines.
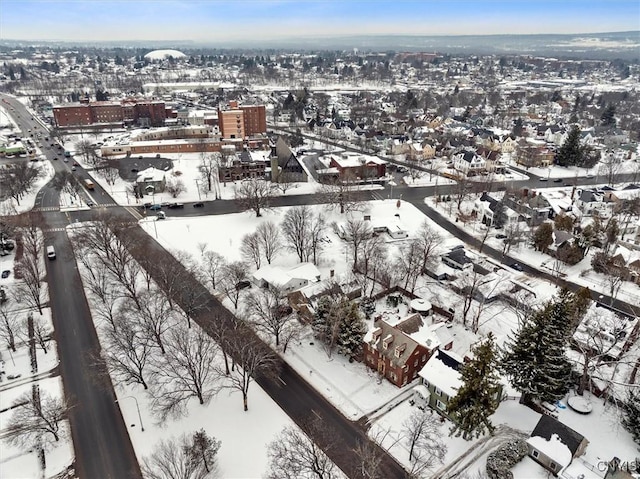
[0, 306, 71, 478]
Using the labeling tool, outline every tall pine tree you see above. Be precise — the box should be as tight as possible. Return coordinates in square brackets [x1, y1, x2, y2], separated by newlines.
[448, 333, 502, 440]
[501, 297, 573, 405]
[555, 125, 583, 167]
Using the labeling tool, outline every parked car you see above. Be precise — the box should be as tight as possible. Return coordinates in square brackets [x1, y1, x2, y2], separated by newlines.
[509, 263, 524, 271]
[193, 202, 205, 208]
[149, 204, 162, 211]
[1, 270, 10, 279]
[539, 177, 548, 181]
[168, 203, 184, 209]
[156, 211, 166, 220]
[495, 234, 507, 239]
[553, 178, 562, 183]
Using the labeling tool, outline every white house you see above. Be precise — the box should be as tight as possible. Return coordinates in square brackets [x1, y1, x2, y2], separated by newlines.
[452, 150, 486, 175]
[252, 263, 321, 294]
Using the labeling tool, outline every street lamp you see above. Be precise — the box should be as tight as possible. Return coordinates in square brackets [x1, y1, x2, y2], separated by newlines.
[115, 395, 144, 432]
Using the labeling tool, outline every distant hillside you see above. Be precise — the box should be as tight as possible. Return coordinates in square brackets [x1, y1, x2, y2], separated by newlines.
[214, 31, 640, 60]
[0, 31, 638, 60]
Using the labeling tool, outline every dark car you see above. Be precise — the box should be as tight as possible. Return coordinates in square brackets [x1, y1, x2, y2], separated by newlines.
[553, 178, 562, 183]
[149, 204, 162, 211]
[496, 234, 507, 239]
[1, 270, 10, 279]
[235, 280, 251, 290]
[193, 202, 204, 208]
[509, 263, 524, 271]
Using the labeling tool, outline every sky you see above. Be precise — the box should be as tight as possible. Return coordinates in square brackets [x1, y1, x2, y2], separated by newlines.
[0, 0, 638, 43]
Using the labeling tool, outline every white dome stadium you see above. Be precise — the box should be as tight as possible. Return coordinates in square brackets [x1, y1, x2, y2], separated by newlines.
[144, 49, 187, 60]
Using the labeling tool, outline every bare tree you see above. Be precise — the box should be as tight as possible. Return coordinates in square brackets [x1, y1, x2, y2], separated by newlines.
[402, 410, 447, 468]
[415, 219, 442, 273]
[394, 240, 425, 294]
[341, 218, 373, 269]
[281, 205, 313, 262]
[598, 151, 622, 186]
[0, 162, 41, 205]
[28, 313, 51, 354]
[240, 232, 262, 269]
[256, 221, 282, 265]
[320, 173, 361, 214]
[234, 178, 274, 217]
[502, 221, 524, 255]
[5, 390, 68, 449]
[357, 234, 388, 296]
[199, 153, 220, 194]
[141, 431, 220, 479]
[571, 307, 634, 395]
[274, 170, 296, 195]
[131, 290, 176, 355]
[151, 324, 219, 420]
[245, 286, 299, 351]
[0, 302, 21, 352]
[353, 438, 385, 479]
[266, 419, 338, 479]
[219, 261, 248, 310]
[200, 251, 226, 291]
[165, 178, 186, 198]
[103, 315, 154, 390]
[219, 333, 280, 411]
[308, 211, 327, 266]
[14, 219, 46, 314]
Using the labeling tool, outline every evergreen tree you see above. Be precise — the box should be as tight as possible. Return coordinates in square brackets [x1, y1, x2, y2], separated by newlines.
[448, 334, 501, 440]
[622, 390, 640, 446]
[555, 126, 583, 167]
[500, 298, 573, 404]
[313, 295, 366, 359]
[533, 222, 553, 253]
[336, 299, 367, 359]
[185, 429, 221, 474]
[601, 104, 616, 127]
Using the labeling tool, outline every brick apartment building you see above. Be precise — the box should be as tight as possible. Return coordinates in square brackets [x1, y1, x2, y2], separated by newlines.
[53, 99, 168, 128]
[217, 100, 267, 139]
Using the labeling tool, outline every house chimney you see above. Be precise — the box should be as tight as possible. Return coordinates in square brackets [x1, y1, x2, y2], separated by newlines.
[229, 100, 238, 109]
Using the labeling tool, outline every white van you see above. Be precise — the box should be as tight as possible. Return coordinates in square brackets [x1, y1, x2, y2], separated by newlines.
[46, 245, 56, 260]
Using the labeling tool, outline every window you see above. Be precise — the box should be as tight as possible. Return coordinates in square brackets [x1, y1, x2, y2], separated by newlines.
[436, 400, 446, 411]
[532, 450, 539, 459]
[414, 359, 418, 367]
[550, 462, 557, 471]
[435, 387, 442, 397]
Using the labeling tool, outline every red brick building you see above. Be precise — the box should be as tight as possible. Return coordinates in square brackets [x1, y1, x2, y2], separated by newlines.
[53, 99, 168, 128]
[218, 100, 267, 139]
[363, 317, 433, 387]
[328, 152, 387, 180]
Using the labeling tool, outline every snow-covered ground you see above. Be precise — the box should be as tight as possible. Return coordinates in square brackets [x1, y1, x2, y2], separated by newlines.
[0, 305, 71, 478]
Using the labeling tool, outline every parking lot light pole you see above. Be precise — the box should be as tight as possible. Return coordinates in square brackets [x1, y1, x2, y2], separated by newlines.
[115, 395, 144, 432]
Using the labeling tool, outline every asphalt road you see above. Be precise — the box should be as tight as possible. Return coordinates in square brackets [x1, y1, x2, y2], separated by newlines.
[3, 95, 143, 479]
[116, 222, 408, 479]
[4, 94, 638, 478]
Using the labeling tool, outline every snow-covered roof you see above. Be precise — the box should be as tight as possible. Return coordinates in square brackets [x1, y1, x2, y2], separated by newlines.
[287, 263, 321, 282]
[527, 434, 573, 467]
[418, 349, 463, 397]
[136, 167, 165, 183]
[144, 49, 186, 60]
[252, 265, 295, 289]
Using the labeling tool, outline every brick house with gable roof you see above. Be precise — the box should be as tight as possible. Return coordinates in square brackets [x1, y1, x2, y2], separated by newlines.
[363, 315, 433, 387]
